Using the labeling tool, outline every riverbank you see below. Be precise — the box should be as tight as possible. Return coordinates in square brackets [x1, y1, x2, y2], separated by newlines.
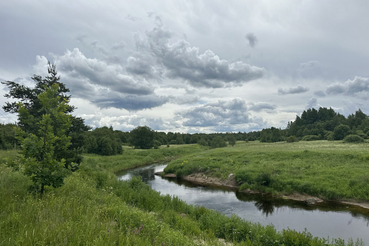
[1, 147, 365, 245]
[163, 141, 369, 209]
[158, 171, 369, 210]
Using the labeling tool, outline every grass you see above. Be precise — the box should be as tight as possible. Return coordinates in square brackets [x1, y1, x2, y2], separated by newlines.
[164, 141, 369, 201]
[0, 144, 365, 245]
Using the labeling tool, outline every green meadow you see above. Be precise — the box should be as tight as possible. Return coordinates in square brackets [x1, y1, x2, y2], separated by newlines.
[164, 141, 369, 201]
[0, 144, 365, 245]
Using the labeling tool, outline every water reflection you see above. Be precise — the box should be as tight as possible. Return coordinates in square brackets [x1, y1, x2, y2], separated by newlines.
[117, 163, 369, 244]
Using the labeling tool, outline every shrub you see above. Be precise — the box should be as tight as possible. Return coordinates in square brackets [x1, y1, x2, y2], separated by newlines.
[343, 134, 364, 143]
[210, 136, 227, 148]
[255, 173, 272, 187]
[286, 136, 299, 142]
[302, 135, 320, 141]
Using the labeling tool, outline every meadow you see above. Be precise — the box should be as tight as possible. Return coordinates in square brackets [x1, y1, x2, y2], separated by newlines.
[0, 144, 365, 245]
[164, 141, 369, 201]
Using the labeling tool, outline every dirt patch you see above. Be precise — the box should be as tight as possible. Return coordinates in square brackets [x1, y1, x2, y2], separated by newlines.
[182, 173, 238, 189]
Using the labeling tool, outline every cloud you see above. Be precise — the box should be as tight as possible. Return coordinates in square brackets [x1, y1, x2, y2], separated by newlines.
[133, 26, 265, 88]
[326, 76, 369, 96]
[93, 94, 169, 111]
[248, 102, 276, 112]
[126, 55, 161, 79]
[314, 90, 326, 97]
[32, 49, 170, 111]
[306, 97, 318, 109]
[245, 33, 258, 47]
[278, 85, 309, 95]
[177, 98, 266, 131]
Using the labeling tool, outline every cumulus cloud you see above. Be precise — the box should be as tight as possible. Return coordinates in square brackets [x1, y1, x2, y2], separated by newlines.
[306, 97, 318, 109]
[248, 102, 276, 112]
[278, 85, 309, 95]
[33, 49, 170, 111]
[326, 76, 369, 96]
[177, 98, 267, 132]
[245, 33, 258, 47]
[133, 26, 265, 88]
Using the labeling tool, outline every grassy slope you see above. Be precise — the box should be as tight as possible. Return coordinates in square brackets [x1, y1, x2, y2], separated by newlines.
[164, 141, 369, 201]
[0, 145, 364, 246]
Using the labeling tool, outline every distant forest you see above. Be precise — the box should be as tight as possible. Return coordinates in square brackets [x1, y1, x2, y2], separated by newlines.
[1, 106, 368, 155]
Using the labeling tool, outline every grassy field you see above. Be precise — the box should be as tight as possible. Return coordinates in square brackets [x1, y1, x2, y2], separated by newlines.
[0, 145, 365, 245]
[164, 141, 369, 201]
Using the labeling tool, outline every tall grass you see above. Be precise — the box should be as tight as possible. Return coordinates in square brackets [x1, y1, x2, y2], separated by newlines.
[0, 145, 365, 245]
[165, 141, 369, 201]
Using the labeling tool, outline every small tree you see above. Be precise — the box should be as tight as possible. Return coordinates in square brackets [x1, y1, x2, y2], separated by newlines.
[210, 136, 227, 148]
[228, 135, 236, 147]
[129, 126, 154, 149]
[16, 83, 72, 195]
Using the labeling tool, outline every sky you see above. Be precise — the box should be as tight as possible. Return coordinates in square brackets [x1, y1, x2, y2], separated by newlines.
[1, 0, 369, 133]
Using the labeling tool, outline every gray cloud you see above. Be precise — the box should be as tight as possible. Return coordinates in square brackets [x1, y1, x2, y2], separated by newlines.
[314, 90, 326, 97]
[245, 33, 258, 47]
[179, 98, 251, 127]
[133, 26, 265, 88]
[326, 76, 369, 96]
[248, 102, 276, 112]
[306, 97, 318, 109]
[55, 49, 153, 95]
[93, 94, 169, 111]
[126, 56, 161, 79]
[278, 85, 309, 95]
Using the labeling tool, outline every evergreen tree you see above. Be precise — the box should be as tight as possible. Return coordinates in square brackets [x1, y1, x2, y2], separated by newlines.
[2, 62, 89, 170]
[16, 83, 71, 195]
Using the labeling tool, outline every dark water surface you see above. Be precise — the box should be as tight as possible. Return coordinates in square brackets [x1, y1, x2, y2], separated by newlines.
[117, 164, 369, 244]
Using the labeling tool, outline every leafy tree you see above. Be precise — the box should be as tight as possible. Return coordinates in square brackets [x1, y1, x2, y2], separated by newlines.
[84, 126, 123, 155]
[129, 126, 154, 149]
[210, 136, 227, 148]
[2, 62, 89, 170]
[228, 135, 236, 146]
[333, 124, 350, 140]
[16, 83, 71, 195]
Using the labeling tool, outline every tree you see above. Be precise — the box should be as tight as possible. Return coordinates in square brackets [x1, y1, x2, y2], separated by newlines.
[129, 126, 154, 149]
[228, 135, 236, 147]
[210, 136, 227, 148]
[16, 83, 71, 195]
[333, 124, 350, 140]
[2, 62, 89, 170]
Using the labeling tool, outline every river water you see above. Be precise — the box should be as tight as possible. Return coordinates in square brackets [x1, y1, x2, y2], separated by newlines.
[117, 163, 369, 244]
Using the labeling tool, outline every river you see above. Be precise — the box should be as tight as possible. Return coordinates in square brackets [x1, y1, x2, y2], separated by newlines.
[117, 163, 369, 244]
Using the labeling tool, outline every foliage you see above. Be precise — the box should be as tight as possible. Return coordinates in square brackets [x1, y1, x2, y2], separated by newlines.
[343, 134, 364, 143]
[302, 135, 320, 141]
[228, 135, 236, 146]
[1, 62, 90, 169]
[285, 136, 298, 143]
[1, 146, 361, 246]
[260, 127, 282, 142]
[129, 126, 154, 149]
[16, 83, 72, 194]
[334, 124, 351, 140]
[210, 136, 227, 148]
[84, 126, 123, 155]
[0, 123, 17, 150]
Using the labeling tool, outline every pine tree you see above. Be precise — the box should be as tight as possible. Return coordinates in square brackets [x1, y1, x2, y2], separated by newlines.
[16, 83, 72, 195]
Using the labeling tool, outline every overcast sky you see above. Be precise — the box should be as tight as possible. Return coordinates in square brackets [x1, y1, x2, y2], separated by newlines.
[1, 0, 369, 133]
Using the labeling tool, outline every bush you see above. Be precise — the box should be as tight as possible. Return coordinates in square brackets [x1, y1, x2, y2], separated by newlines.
[210, 136, 227, 148]
[343, 134, 364, 143]
[286, 136, 299, 143]
[302, 135, 320, 141]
